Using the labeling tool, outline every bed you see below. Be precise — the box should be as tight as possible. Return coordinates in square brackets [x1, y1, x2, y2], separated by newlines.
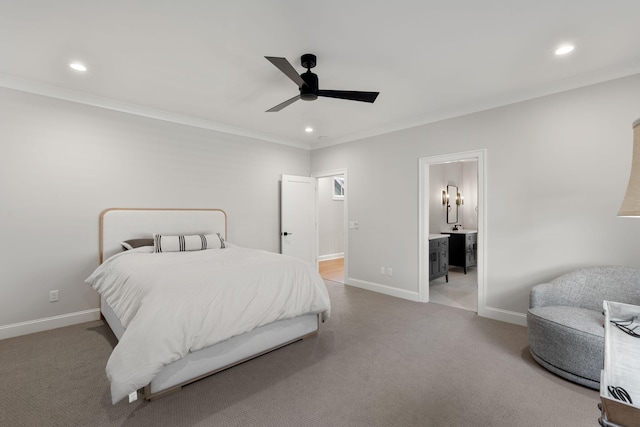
[88, 208, 331, 404]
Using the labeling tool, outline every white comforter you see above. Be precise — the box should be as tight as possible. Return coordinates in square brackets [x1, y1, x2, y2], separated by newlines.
[86, 245, 331, 404]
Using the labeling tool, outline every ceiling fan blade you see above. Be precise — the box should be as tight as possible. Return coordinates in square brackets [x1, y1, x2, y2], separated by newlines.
[266, 95, 301, 112]
[265, 56, 306, 88]
[317, 90, 379, 103]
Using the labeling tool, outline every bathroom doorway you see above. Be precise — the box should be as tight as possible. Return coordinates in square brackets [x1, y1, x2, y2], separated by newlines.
[429, 160, 478, 311]
[418, 150, 486, 315]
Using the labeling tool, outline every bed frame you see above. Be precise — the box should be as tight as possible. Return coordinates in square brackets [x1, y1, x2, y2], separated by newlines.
[99, 208, 319, 400]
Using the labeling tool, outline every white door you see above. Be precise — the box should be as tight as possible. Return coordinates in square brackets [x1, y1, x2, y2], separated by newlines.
[281, 175, 317, 265]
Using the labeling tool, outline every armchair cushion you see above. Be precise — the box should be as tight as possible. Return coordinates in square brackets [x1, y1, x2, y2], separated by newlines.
[528, 306, 604, 388]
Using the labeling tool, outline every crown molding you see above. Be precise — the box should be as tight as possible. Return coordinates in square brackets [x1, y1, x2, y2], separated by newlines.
[0, 73, 311, 150]
[311, 63, 640, 150]
[4, 63, 640, 152]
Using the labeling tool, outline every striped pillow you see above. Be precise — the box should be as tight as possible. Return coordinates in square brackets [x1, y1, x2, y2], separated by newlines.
[153, 233, 225, 253]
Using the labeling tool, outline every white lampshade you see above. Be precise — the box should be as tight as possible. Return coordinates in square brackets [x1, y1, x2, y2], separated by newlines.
[618, 118, 640, 217]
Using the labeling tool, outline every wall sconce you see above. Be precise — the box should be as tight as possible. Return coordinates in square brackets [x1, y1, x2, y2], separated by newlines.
[619, 118, 640, 217]
[456, 192, 464, 206]
[442, 190, 449, 205]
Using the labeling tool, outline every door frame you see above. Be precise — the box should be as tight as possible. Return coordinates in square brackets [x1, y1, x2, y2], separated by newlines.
[418, 150, 487, 317]
[312, 169, 348, 284]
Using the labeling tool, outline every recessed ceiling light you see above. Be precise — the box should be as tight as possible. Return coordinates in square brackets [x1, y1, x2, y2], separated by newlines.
[555, 44, 575, 56]
[69, 62, 87, 72]
[305, 127, 314, 133]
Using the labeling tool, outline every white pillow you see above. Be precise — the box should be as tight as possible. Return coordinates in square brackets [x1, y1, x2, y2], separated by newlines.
[126, 246, 154, 254]
[153, 233, 225, 253]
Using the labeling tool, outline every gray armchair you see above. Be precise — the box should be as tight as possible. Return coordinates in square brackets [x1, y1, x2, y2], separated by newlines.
[527, 266, 640, 389]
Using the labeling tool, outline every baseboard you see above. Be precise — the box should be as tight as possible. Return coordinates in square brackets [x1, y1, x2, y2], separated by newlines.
[347, 278, 527, 326]
[347, 278, 421, 302]
[0, 308, 101, 340]
[318, 253, 344, 262]
[479, 306, 527, 326]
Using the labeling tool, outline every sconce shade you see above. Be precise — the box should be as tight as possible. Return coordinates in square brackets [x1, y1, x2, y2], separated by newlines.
[618, 118, 640, 216]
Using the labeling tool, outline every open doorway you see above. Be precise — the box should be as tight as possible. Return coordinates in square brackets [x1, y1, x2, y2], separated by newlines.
[419, 150, 486, 316]
[428, 160, 478, 311]
[314, 171, 347, 284]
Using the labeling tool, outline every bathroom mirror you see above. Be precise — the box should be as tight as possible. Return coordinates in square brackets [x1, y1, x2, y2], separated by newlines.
[447, 185, 458, 224]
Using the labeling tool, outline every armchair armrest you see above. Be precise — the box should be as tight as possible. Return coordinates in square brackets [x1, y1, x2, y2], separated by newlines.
[530, 283, 556, 308]
[529, 281, 582, 309]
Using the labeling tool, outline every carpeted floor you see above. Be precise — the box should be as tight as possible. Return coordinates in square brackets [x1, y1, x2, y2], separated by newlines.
[0, 281, 600, 426]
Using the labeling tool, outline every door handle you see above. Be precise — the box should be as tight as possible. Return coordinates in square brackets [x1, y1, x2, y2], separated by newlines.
[282, 232, 293, 236]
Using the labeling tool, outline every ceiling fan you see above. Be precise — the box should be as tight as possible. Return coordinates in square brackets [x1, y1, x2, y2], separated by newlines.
[265, 53, 380, 112]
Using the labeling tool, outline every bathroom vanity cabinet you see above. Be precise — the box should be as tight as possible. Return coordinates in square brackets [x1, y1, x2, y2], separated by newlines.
[444, 231, 477, 274]
[428, 235, 449, 282]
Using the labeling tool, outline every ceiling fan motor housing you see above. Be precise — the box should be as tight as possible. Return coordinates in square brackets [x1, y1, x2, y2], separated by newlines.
[301, 53, 316, 69]
[300, 71, 318, 101]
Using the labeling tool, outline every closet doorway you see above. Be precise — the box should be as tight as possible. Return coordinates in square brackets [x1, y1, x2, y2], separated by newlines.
[314, 170, 347, 284]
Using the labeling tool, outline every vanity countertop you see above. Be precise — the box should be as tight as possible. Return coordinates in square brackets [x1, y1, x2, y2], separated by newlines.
[443, 229, 477, 234]
[428, 234, 449, 240]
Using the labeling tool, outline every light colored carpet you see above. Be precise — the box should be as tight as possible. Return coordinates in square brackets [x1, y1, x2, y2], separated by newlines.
[0, 281, 599, 426]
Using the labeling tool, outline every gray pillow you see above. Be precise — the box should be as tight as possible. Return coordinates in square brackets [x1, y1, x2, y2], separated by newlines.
[121, 238, 155, 251]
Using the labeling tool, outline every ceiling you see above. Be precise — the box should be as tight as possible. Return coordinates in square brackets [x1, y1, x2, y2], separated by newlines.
[2, 1, 640, 150]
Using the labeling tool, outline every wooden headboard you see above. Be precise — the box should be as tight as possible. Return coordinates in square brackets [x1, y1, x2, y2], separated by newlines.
[99, 208, 227, 263]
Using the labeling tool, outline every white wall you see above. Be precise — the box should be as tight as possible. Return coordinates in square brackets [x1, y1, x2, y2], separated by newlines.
[0, 87, 310, 337]
[4, 72, 640, 335]
[318, 176, 344, 259]
[429, 162, 467, 233]
[460, 161, 478, 231]
[311, 73, 640, 321]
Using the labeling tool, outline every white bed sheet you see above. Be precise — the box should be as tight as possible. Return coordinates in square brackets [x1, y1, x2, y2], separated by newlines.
[86, 245, 330, 404]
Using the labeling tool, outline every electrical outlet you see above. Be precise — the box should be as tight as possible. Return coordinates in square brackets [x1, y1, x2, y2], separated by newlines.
[380, 266, 385, 275]
[387, 267, 393, 277]
[49, 290, 59, 302]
